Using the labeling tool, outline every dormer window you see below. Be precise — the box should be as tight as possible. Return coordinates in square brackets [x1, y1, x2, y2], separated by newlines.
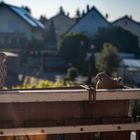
[124, 20, 128, 26]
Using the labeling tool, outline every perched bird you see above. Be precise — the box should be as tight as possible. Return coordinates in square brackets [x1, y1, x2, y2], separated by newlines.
[0, 53, 7, 89]
[95, 72, 125, 89]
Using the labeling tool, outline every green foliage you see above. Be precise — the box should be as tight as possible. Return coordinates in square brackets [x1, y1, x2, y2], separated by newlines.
[13, 77, 74, 89]
[22, 6, 31, 14]
[95, 43, 120, 75]
[59, 33, 89, 67]
[59, 6, 65, 15]
[39, 15, 47, 24]
[93, 26, 139, 53]
[45, 20, 57, 47]
[67, 66, 79, 81]
[75, 9, 81, 21]
[131, 100, 140, 121]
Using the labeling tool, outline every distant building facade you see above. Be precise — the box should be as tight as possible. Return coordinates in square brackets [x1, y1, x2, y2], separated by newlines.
[113, 15, 140, 47]
[119, 58, 140, 87]
[0, 2, 45, 51]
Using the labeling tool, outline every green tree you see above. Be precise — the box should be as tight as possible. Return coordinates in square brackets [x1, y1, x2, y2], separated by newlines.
[75, 9, 81, 21]
[67, 66, 79, 81]
[39, 15, 47, 24]
[82, 10, 86, 17]
[95, 43, 120, 75]
[86, 4, 90, 12]
[93, 26, 139, 53]
[59, 33, 89, 68]
[45, 20, 57, 49]
[59, 6, 65, 15]
[22, 6, 31, 14]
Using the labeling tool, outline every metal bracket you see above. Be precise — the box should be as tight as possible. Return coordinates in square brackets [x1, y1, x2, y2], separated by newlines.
[80, 85, 96, 103]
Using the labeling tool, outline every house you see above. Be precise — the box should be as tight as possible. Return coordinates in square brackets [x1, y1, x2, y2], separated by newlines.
[112, 15, 140, 47]
[118, 58, 140, 87]
[43, 13, 76, 50]
[67, 6, 110, 38]
[0, 2, 45, 51]
[44, 13, 76, 36]
[118, 52, 136, 59]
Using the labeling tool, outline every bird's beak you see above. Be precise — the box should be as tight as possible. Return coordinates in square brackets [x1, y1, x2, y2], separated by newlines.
[3, 55, 7, 63]
[3, 58, 6, 63]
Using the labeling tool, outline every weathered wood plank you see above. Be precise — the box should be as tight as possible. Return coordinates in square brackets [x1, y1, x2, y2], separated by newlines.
[0, 89, 139, 103]
[0, 123, 139, 136]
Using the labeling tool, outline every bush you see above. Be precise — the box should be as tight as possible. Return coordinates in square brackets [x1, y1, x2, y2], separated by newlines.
[13, 77, 75, 89]
[59, 32, 89, 67]
[67, 66, 79, 81]
[93, 26, 139, 53]
[95, 43, 120, 75]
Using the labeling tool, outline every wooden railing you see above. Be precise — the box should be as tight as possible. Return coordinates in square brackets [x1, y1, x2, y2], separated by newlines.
[0, 88, 139, 140]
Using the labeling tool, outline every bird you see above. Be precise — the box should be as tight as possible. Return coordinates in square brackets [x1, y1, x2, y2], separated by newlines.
[95, 72, 127, 89]
[0, 53, 7, 89]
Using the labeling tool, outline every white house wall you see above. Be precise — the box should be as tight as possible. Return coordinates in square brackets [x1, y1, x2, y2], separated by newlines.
[0, 6, 34, 40]
[113, 18, 140, 37]
[113, 18, 140, 46]
[70, 9, 109, 37]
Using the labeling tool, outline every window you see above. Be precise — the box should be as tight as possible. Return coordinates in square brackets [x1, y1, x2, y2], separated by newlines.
[124, 20, 128, 26]
[0, 37, 5, 44]
[16, 38, 20, 44]
[7, 38, 12, 44]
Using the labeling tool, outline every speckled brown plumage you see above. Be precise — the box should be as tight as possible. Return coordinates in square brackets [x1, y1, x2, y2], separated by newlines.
[95, 72, 124, 89]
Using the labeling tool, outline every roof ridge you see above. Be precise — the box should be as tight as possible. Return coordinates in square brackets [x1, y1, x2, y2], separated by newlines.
[112, 15, 140, 26]
[65, 5, 110, 34]
[0, 1, 19, 9]
[0, 2, 44, 29]
[48, 13, 75, 21]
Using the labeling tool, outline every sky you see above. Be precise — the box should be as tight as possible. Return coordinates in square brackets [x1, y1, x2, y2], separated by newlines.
[2, 0, 140, 22]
